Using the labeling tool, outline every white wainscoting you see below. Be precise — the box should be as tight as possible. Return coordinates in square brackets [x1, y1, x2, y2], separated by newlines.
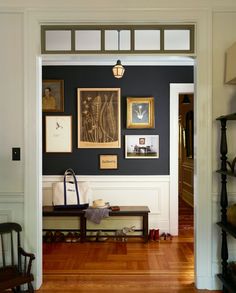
[43, 175, 171, 233]
[0, 192, 24, 266]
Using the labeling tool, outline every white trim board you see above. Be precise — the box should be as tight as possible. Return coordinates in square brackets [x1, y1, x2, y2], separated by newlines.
[169, 83, 194, 235]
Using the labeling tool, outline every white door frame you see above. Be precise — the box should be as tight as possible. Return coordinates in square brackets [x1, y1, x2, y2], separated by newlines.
[169, 83, 194, 236]
[24, 8, 213, 290]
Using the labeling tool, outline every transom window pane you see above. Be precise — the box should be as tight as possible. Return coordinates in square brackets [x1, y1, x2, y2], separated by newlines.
[75, 30, 101, 51]
[164, 30, 190, 50]
[134, 30, 160, 50]
[105, 30, 131, 51]
[45, 30, 71, 51]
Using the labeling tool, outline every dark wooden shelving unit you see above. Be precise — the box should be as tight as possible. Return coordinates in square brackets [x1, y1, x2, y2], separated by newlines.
[217, 113, 236, 292]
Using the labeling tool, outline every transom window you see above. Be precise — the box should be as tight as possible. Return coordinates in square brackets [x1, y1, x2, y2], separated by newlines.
[41, 25, 195, 54]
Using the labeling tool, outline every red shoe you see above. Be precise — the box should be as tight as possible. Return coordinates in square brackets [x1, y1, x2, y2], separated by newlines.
[148, 229, 155, 241]
[154, 229, 159, 241]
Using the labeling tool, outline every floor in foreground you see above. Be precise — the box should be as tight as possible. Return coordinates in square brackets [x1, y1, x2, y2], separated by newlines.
[38, 199, 221, 292]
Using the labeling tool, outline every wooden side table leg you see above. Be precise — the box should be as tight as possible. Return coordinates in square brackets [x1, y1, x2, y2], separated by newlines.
[143, 213, 148, 243]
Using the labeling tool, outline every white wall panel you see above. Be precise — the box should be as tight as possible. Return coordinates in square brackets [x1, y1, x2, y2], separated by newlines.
[0, 13, 24, 193]
[43, 175, 170, 232]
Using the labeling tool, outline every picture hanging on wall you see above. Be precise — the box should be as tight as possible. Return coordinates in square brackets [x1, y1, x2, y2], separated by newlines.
[45, 115, 72, 153]
[126, 97, 155, 129]
[125, 135, 159, 159]
[99, 154, 118, 170]
[42, 80, 64, 112]
[77, 88, 121, 148]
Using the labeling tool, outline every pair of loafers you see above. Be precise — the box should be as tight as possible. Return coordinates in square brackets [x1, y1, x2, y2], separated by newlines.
[65, 232, 80, 243]
[160, 232, 173, 241]
[43, 231, 80, 243]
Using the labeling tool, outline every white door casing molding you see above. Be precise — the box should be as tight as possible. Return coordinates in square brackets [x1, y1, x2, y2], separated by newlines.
[169, 83, 194, 236]
[24, 8, 213, 289]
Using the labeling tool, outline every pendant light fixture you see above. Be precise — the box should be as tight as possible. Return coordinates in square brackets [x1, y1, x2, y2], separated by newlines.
[112, 30, 125, 79]
[182, 94, 191, 104]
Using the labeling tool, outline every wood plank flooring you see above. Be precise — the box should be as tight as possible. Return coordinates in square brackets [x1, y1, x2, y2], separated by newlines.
[38, 200, 221, 292]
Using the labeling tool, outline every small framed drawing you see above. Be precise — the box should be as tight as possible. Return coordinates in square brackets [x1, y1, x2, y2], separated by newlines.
[126, 97, 155, 129]
[77, 88, 121, 148]
[125, 135, 159, 159]
[99, 154, 118, 170]
[42, 80, 64, 112]
[45, 115, 72, 153]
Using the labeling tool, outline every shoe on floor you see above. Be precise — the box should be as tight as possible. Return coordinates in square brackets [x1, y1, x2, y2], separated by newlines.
[71, 232, 80, 243]
[65, 232, 74, 243]
[44, 231, 54, 243]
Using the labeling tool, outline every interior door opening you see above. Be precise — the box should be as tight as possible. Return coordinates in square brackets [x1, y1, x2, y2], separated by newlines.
[178, 93, 194, 237]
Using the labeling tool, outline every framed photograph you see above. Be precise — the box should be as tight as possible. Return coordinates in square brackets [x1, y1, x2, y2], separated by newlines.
[42, 80, 64, 112]
[45, 115, 72, 153]
[126, 97, 155, 129]
[125, 135, 159, 159]
[99, 154, 118, 170]
[77, 88, 121, 148]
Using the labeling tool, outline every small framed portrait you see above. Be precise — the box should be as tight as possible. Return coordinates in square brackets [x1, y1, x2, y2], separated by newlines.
[99, 154, 118, 170]
[126, 97, 155, 129]
[42, 80, 64, 112]
[125, 135, 159, 159]
[45, 115, 72, 153]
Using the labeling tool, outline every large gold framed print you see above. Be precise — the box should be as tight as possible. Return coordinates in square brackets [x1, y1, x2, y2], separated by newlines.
[77, 88, 121, 148]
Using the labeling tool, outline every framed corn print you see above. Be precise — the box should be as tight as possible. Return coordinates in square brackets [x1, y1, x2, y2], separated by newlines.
[77, 88, 121, 148]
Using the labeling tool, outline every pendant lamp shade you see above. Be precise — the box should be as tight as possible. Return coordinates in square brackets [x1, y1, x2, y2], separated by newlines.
[112, 60, 125, 79]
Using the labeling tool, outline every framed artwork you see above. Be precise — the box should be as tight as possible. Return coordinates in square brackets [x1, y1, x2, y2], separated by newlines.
[99, 154, 118, 170]
[77, 88, 121, 148]
[126, 97, 155, 129]
[42, 80, 64, 112]
[45, 115, 72, 153]
[125, 135, 159, 159]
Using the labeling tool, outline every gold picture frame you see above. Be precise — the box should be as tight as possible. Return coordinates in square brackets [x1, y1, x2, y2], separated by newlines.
[77, 88, 121, 148]
[42, 80, 64, 112]
[126, 97, 155, 129]
[99, 154, 118, 170]
[45, 115, 72, 153]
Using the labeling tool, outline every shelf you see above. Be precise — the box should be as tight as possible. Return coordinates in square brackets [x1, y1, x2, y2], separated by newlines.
[216, 113, 236, 121]
[216, 169, 236, 177]
[217, 222, 236, 238]
[218, 274, 236, 291]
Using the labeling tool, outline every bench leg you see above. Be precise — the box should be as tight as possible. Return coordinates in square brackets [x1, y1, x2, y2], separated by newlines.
[143, 214, 149, 243]
[80, 215, 86, 243]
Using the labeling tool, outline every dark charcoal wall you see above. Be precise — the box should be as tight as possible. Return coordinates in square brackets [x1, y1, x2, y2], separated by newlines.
[42, 65, 193, 175]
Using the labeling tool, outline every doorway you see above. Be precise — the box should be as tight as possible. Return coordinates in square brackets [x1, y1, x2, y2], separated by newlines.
[178, 93, 194, 236]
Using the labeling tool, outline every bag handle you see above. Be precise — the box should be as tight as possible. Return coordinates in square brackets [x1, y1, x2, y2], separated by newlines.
[63, 169, 80, 205]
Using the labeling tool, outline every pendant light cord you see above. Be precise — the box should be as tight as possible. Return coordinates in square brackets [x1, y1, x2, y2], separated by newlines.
[118, 30, 120, 51]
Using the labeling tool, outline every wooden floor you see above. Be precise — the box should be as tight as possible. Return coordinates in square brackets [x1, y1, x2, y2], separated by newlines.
[38, 199, 221, 292]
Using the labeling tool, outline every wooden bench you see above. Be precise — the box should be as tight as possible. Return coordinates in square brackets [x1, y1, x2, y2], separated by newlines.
[43, 206, 150, 242]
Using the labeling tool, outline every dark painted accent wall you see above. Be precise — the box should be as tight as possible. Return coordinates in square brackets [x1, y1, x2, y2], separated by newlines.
[42, 65, 193, 175]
